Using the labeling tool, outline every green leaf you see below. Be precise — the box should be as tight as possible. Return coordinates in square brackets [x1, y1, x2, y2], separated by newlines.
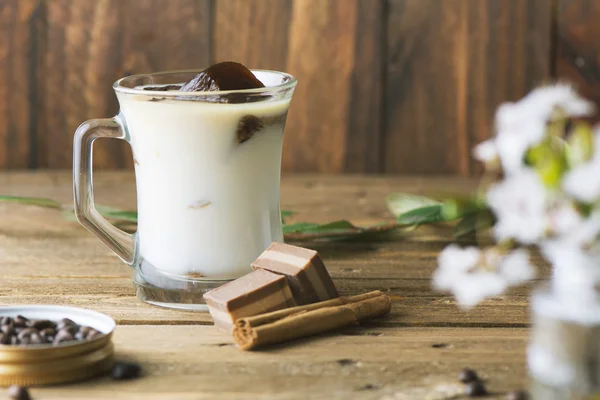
[454, 210, 495, 238]
[305, 220, 357, 232]
[385, 193, 441, 218]
[281, 210, 295, 224]
[440, 198, 486, 221]
[282, 222, 320, 234]
[396, 205, 444, 226]
[0, 196, 62, 209]
[102, 210, 138, 223]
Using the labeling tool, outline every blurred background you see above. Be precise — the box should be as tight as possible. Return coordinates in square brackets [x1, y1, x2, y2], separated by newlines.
[0, 0, 596, 175]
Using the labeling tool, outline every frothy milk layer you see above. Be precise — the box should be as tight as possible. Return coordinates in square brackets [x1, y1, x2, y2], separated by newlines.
[117, 94, 290, 280]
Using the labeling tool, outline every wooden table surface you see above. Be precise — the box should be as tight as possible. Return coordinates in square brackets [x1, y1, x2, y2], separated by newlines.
[0, 172, 536, 400]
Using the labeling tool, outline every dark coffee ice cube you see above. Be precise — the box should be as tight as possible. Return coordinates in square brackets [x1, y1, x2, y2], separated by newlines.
[142, 84, 182, 91]
[237, 115, 264, 144]
[181, 62, 265, 92]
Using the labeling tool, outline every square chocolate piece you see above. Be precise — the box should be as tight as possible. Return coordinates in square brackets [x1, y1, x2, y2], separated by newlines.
[252, 242, 339, 305]
[203, 269, 296, 331]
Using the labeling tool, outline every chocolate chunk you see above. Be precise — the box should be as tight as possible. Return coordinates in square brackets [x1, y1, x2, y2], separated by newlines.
[7, 386, 31, 400]
[180, 62, 265, 92]
[203, 269, 296, 332]
[111, 361, 141, 380]
[252, 242, 339, 305]
[465, 381, 487, 397]
[236, 115, 264, 144]
[459, 368, 479, 383]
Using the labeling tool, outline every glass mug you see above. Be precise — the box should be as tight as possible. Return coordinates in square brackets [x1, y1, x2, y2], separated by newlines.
[73, 70, 296, 310]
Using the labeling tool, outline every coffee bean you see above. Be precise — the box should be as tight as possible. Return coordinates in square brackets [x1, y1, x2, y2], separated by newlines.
[39, 328, 55, 338]
[17, 328, 37, 341]
[13, 315, 29, 328]
[506, 390, 529, 400]
[29, 333, 42, 345]
[1, 324, 13, 335]
[459, 368, 479, 383]
[7, 385, 31, 400]
[0, 333, 9, 345]
[465, 381, 487, 397]
[53, 330, 74, 345]
[87, 329, 103, 340]
[111, 361, 141, 380]
[0, 315, 100, 347]
[31, 320, 54, 330]
[78, 326, 92, 335]
[57, 324, 77, 335]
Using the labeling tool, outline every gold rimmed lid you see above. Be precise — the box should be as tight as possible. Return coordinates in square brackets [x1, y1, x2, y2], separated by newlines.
[0, 305, 116, 386]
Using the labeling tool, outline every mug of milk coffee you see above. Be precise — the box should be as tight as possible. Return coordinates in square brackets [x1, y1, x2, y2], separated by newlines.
[73, 65, 296, 310]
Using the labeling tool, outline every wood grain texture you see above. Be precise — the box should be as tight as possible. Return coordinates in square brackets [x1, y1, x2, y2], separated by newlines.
[283, 0, 382, 173]
[41, 0, 211, 169]
[0, 0, 42, 169]
[0, 172, 540, 328]
[385, 0, 552, 175]
[0, 172, 535, 398]
[556, 0, 600, 117]
[29, 326, 527, 399]
[213, 0, 291, 71]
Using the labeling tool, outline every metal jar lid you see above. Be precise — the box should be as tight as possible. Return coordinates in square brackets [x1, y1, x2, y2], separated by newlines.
[0, 305, 116, 386]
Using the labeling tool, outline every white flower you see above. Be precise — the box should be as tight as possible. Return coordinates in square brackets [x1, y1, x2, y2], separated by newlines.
[494, 114, 545, 175]
[547, 202, 584, 235]
[433, 246, 535, 309]
[487, 170, 548, 244]
[545, 211, 600, 252]
[433, 244, 480, 291]
[493, 84, 594, 175]
[451, 273, 507, 309]
[499, 248, 537, 285]
[563, 132, 600, 202]
[517, 83, 594, 120]
[563, 160, 600, 202]
[473, 140, 498, 163]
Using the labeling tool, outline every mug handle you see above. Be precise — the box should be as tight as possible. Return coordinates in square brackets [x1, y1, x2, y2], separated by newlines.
[73, 116, 137, 266]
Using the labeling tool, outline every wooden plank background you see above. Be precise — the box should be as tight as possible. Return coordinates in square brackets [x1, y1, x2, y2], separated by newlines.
[0, 0, 594, 174]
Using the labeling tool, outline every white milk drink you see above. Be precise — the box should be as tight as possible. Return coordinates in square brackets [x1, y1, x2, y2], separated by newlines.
[117, 72, 293, 282]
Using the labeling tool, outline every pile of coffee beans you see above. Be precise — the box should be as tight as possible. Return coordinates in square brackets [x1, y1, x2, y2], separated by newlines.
[0, 316, 103, 346]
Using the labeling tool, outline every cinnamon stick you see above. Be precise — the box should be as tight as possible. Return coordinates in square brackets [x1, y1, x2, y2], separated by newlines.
[233, 291, 391, 350]
[238, 290, 384, 328]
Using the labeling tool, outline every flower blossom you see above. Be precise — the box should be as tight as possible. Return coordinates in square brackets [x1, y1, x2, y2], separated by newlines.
[433, 245, 536, 309]
[486, 170, 548, 244]
[563, 131, 600, 202]
[482, 84, 594, 175]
